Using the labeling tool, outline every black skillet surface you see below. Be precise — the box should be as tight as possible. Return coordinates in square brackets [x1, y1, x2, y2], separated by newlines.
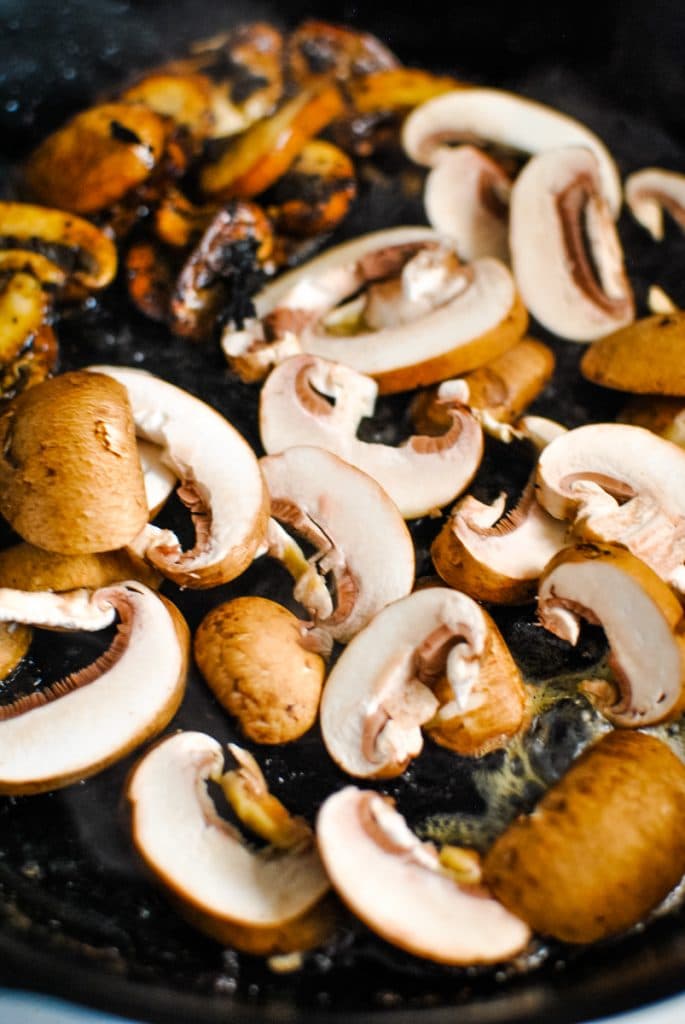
[1, 1, 685, 1022]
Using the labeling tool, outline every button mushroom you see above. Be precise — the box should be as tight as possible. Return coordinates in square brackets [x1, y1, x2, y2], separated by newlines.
[580, 312, 685, 395]
[260, 354, 483, 519]
[260, 445, 414, 644]
[127, 731, 333, 954]
[317, 787, 530, 964]
[624, 167, 685, 240]
[87, 365, 268, 588]
[537, 543, 685, 726]
[0, 542, 161, 592]
[0, 581, 188, 794]
[509, 147, 634, 341]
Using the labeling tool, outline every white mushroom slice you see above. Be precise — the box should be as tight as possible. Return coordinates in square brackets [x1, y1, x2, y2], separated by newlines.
[424, 145, 511, 261]
[127, 731, 331, 955]
[317, 787, 531, 964]
[536, 422, 685, 591]
[87, 366, 268, 588]
[402, 88, 621, 216]
[516, 415, 568, 451]
[625, 168, 685, 240]
[538, 544, 685, 727]
[320, 587, 498, 777]
[260, 447, 414, 644]
[138, 439, 177, 518]
[0, 581, 188, 794]
[260, 355, 483, 519]
[509, 147, 634, 342]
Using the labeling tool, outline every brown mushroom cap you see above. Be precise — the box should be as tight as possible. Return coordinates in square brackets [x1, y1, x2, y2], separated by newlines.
[194, 597, 325, 744]
[0, 542, 161, 592]
[0, 623, 32, 679]
[580, 313, 685, 395]
[0, 371, 148, 555]
[483, 730, 685, 943]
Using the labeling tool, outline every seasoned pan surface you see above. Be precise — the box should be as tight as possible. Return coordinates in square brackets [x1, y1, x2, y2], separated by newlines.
[1, 2, 685, 1021]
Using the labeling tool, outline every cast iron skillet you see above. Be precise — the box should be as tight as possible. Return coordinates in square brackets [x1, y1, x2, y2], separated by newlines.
[1, 1, 685, 1022]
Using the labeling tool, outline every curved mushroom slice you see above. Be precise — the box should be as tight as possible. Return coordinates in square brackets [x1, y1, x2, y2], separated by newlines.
[320, 587, 526, 777]
[0, 270, 51, 370]
[127, 732, 332, 954]
[537, 543, 685, 727]
[121, 73, 215, 141]
[510, 147, 633, 342]
[580, 312, 685, 396]
[286, 20, 398, 88]
[265, 140, 357, 238]
[260, 355, 483, 519]
[88, 366, 268, 588]
[536, 422, 685, 590]
[260, 446, 414, 644]
[424, 146, 511, 262]
[402, 88, 622, 216]
[317, 787, 530, 964]
[624, 168, 685, 240]
[432, 483, 569, 604]
[138, 439, 177, 517]
[0, 581, 188, 794]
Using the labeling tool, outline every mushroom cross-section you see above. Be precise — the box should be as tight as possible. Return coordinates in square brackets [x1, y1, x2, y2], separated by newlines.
[0, 581, 188, 794]
[127, 731, 332, 955]
[624, 168, 685, 240]
[260, 446, 414, 644]
[320, 587, 526, 777]
[317, 787, 531, 964]
[260, 354, 483, 519]
[537, 543, 685, 727]
[509, 147, 634, 341]
[86, 365, 268, 588]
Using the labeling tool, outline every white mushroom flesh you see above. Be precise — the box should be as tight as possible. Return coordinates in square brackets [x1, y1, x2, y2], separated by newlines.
[138, 439, 177, 517]
[625, 168, 685, 240]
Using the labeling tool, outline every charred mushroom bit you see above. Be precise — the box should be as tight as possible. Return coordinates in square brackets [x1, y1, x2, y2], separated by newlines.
[5, 11, 685, 1017]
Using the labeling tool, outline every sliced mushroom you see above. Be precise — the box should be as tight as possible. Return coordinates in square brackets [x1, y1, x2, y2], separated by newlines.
[121, 73, 215, 141]
[317, 787, 530, 964]
[402, 88, 622, 216]
[260, 446, 414, 644]
[320, 587, 526, 777]
[535, 422, 685, 590]
[286, 20, 398, 87]
[424, 145, 511, 261]
[624, 168, 685, 240]
[125, 240, 175, 323]
[432, 482, 569, 604]
[537, 543, 685, 726]
[265, 140, 357, 238]
[127, 731, 333, 954]
[260, 354, 483, 519]
[580, 312, 685, 395]
[0, 270, 52, 370]
[138, 439, 177, 517]
[0, 581, 188, 794]
[510, 147, 633, 341]
[87, 365, 268, 588]
[0, 623, 32, 679]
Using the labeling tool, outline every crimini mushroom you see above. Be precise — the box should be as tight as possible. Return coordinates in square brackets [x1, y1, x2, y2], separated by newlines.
[320, 587, 527, 777]
[580, 312, 685, 395]
[260, 354, 483, 519]
[619, 396, 685, 449]
[537, 543, 685, 727]
[402, 88, 622, 216]
[0, 581, 188, 794]
[87, 365, 268, 588]
[424, 145, 511, 262]
[483, 731, 685, 943]
[509, 147, 634, 341]
[0, 542, 161, 593]
[194, 597, 325, 744]
[624, 168, 685, 240]
[260, 446, 414, 644]
[226, 227, 526, 394]
[0, 371, 148, 555]
[535, 422, 685, 590]
[127, 731, 333, 954]
[317, 787, 530, 964]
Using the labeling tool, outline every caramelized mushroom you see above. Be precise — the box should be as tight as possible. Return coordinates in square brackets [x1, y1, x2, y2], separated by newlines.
[286, 20, 398, 88]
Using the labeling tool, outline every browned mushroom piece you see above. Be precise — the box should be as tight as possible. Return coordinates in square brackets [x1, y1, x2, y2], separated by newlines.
[0, 371, 148, 554]
[125, 240, 176, 323]
[580, 312, 685, 395]
[0, 623, 32, 679]
[265, 140, 357, 238]
[154, 187, 218, 248]
[24, 103, 168, 214]
[194, 596, 325, 744]
[286, 20, 399, 88]
[121, 72, 215, 142]
[0, 270, 52, 370]
[624, 168, 685, 239]
[483, 731, 685, 943]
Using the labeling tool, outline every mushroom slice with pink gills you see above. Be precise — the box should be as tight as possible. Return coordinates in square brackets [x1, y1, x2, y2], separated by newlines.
[223, 226, 527, 393]
[535, 422, 685, 592]
[0, 581, 188, 794]
[624, 168, 685, 240]
[260, 355, 483, 519]
[402, 88, 622, 216]
[320, 587, 527, 777]
[127, 732, 333, 955]
[316, 787, 531, 964]
[87, 365, 268, 588]
[509, 147, 634, 341]
[537, 543, 685, 727]
[260, 446, 414, 644]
